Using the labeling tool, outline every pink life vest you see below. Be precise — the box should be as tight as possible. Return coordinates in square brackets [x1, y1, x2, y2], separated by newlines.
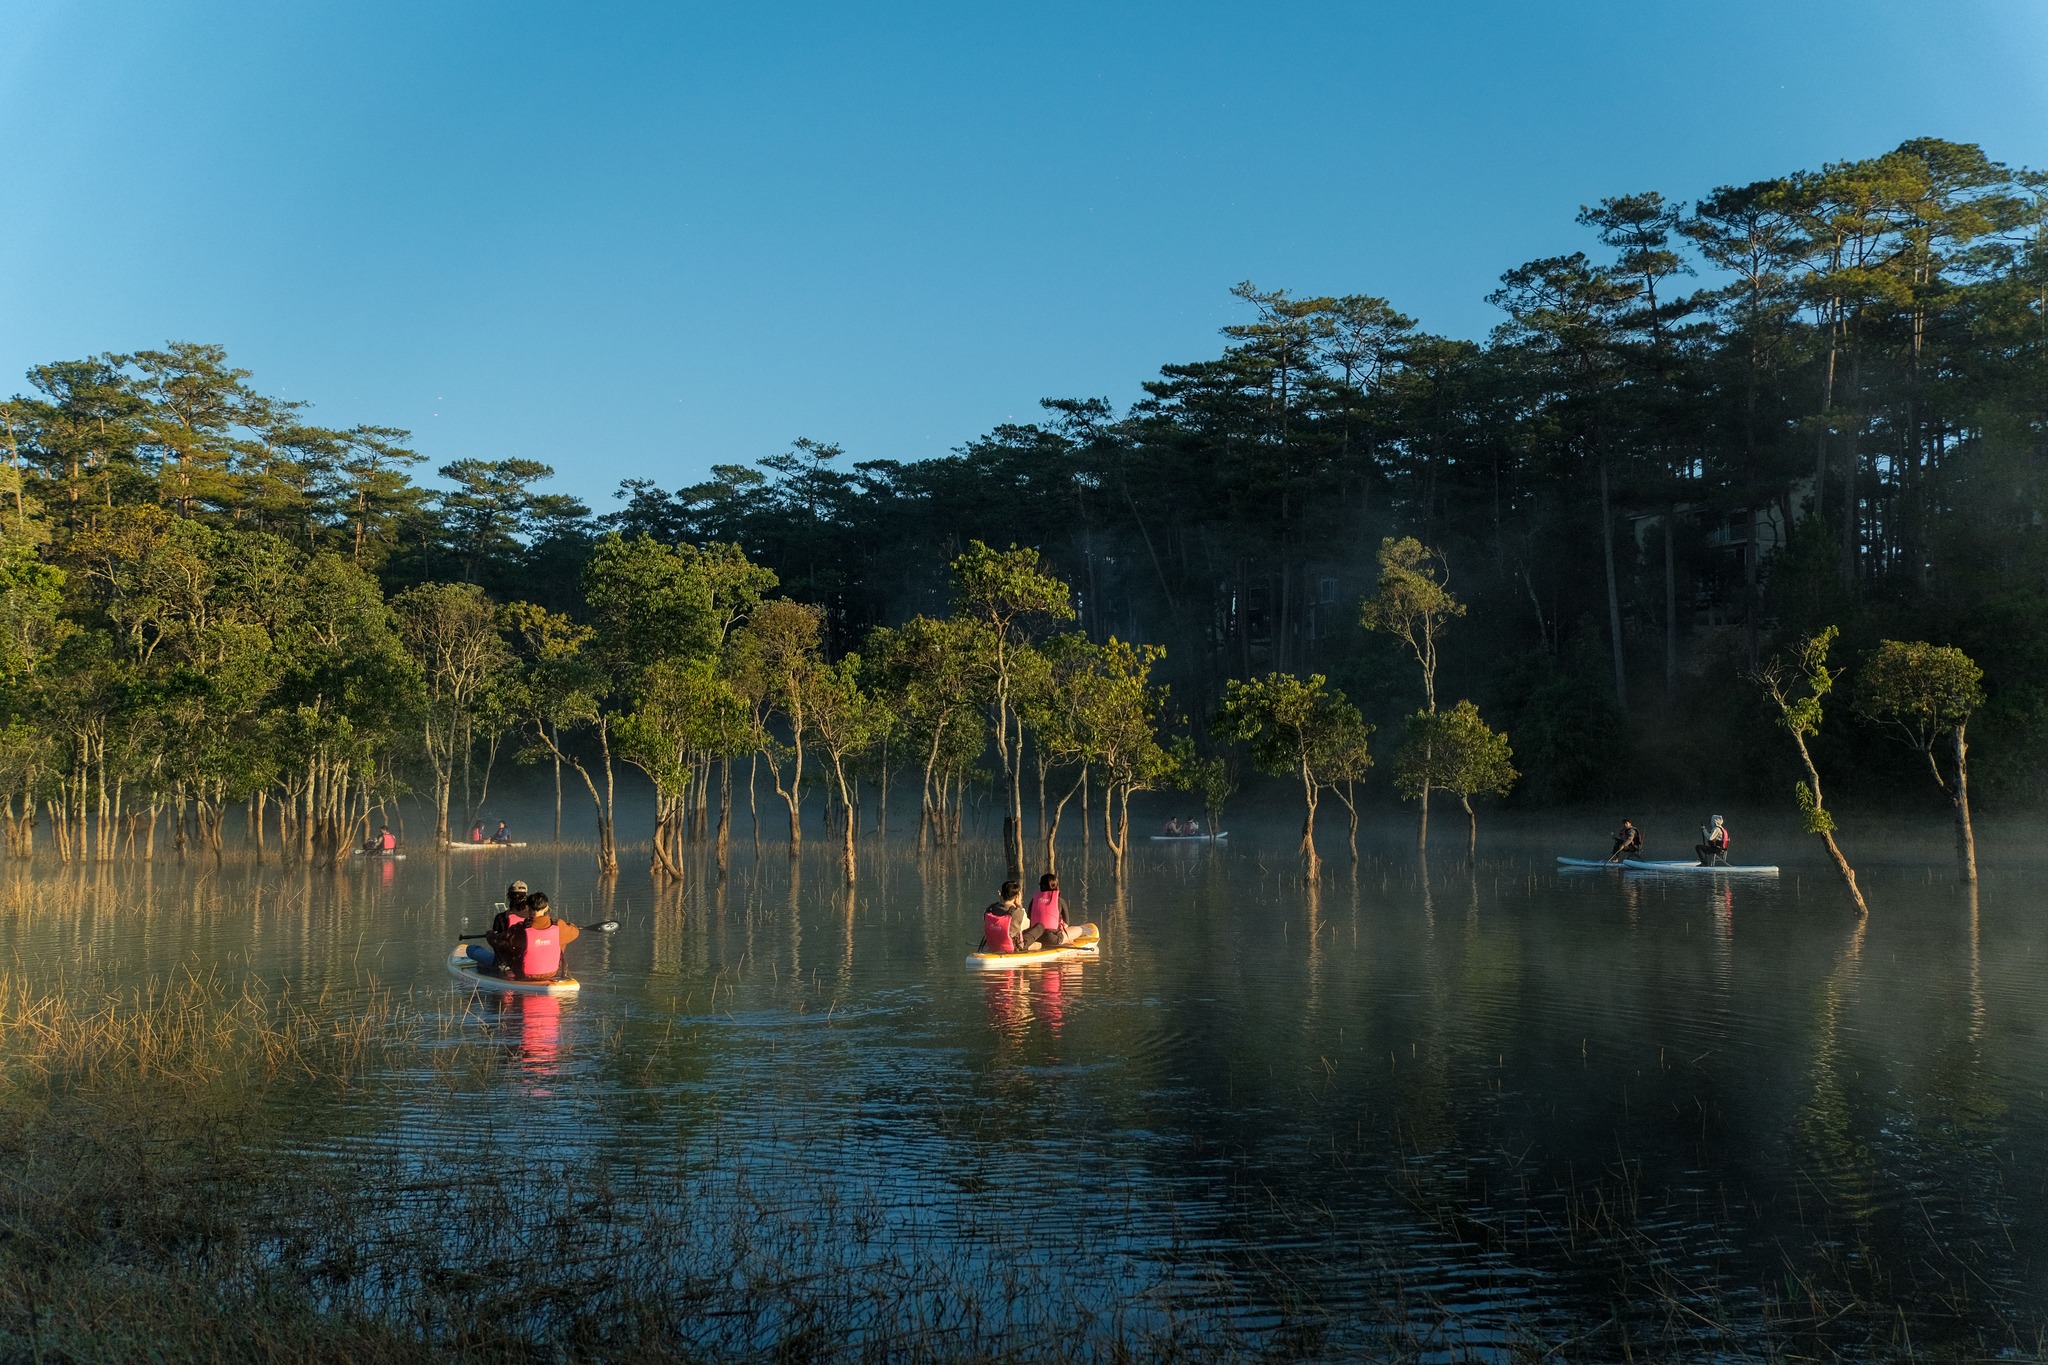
[983, 910, 1015, 953]
[1029, 890, 1063, 932]
[381, 830, 396, 851]
[520, 922, 562, 979]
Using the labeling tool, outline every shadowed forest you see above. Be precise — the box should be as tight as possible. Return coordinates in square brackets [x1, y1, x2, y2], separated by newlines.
[1, 137, 2043, 876]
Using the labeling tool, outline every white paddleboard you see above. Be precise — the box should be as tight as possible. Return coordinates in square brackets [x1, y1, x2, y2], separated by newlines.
[445, 841, 529, 849]
[1150, 832, 1227, 841]
[1621, 858, 1779, 875]
[446, 943, 580, 994]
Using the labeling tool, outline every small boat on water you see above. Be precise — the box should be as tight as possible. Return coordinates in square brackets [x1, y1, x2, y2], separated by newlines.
[446, 841, 529, 850]
[966, 926, 1101, 971]
[1556, 856, 1778, 876]
[446, 944, 580, 995]
[351, 849, 408, 859]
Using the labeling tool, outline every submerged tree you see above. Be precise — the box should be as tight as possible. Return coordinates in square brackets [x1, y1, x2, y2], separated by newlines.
[1212, 672, 1371, 882]
[1753, 627, 1867, 914]
[392, 581, 508, 846]
[950, 542, 1075, 877]
[1857, 640, 1984, 882]
[1393, 700, 1518, 856]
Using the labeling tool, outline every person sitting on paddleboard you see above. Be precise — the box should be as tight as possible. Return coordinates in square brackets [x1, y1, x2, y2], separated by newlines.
[1164, 817, 1182, 836]
[1027, 872, 1082, 947]
[508, 892, 579, 982]
[466, 881, 531, 971]
[980, 881, 1027, 954]
[1695, 815, 1731, 867]
[470, 820, 485, 844]
[379, 825, 397, 852]
[1185, 817, 1202, 835]
[1607, 819, 1642, 862]
[493, 821, 510, 844]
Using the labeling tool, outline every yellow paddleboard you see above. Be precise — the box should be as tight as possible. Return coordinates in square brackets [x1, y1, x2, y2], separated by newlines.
[965, 926, 1100, 971]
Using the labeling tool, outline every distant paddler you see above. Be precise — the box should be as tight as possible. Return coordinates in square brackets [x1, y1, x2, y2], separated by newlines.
[1607, 818, 1641, 863]
[1695, 815, 1732, 867]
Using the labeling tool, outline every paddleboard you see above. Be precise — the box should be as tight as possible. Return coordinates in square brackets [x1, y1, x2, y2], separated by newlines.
[446, 841, 529, 849]
[352, 850, 408, 859]
[1557, 856, 1625, 868]
[1621, 858, 1779, 876]
[965, 926, 1101, 971]
[1150, 832, 1228, 841]
[446, 943, 580, 995]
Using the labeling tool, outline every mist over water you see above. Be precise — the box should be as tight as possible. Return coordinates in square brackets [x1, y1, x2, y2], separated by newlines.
[6, 798, 2043, 1356]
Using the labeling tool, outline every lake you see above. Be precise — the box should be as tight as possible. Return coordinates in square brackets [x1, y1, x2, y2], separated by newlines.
[4, 807, 2042, 1360]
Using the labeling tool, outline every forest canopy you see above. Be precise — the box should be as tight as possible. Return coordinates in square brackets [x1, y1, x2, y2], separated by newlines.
[2, 136, 2043, 862]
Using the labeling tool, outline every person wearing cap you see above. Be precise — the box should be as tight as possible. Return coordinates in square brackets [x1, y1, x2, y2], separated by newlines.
[1695, 815, 1732, 867]
[507, 892, 579, 982]
[1607, 819, 1642, 862]
[465, 882, 531, 970]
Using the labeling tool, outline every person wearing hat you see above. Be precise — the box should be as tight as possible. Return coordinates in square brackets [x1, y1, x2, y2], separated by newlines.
[465, 882, 531, 970]
[1695, 815, 1732, 867]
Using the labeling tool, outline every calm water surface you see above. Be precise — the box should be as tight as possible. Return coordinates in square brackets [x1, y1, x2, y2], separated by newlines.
[5, 812, 2044, 1357]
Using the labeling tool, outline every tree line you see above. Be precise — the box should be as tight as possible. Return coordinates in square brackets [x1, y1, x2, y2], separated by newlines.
[0, 136, 2034, 884]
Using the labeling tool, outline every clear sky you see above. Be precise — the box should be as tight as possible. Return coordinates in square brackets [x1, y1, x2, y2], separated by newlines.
[1, 0, 2043, 508]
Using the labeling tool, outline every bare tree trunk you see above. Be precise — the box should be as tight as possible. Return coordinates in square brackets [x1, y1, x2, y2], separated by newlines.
[1600, 460, 1627, 711]
[1789, 728, 1866, 915]
[1663, 507, 1678, 692]
[1952, 723, 1977, 883]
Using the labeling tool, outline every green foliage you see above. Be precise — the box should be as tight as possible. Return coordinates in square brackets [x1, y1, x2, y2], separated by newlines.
[1358, 536, 1465, 709]
[1857, 640, 1983, 751]
[1795, 781, 1835, 835]
[1168, 735, 1235, 825]
[1212, 672, 1372, 791]
[1392, 700, 1517, 803]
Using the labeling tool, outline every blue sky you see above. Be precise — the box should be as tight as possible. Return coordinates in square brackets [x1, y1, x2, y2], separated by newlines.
[1, 0, 2043, 508]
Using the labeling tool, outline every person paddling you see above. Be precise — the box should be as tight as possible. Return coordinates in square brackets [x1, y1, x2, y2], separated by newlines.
[1695, 815, 1732, 867]
[493, 821, 510, 845]
[508, 892, 580, 983]
[466, 881, 530, 972]
[980, 880, 1028, 954]
[1607, 819, 1642, 863]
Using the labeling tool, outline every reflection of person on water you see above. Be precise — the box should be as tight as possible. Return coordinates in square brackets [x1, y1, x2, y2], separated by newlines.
[466, 881, 530, 971]
[981, 881, 1027, 953]
[1607, 819, 1641, 862]
[506, 892, 580, 982]
[1696, 815, 1731, 867]
[1028, 873, 1080, 947]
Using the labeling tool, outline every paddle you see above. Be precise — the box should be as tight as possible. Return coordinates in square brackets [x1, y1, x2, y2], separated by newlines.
[459, 919, 619, 941]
